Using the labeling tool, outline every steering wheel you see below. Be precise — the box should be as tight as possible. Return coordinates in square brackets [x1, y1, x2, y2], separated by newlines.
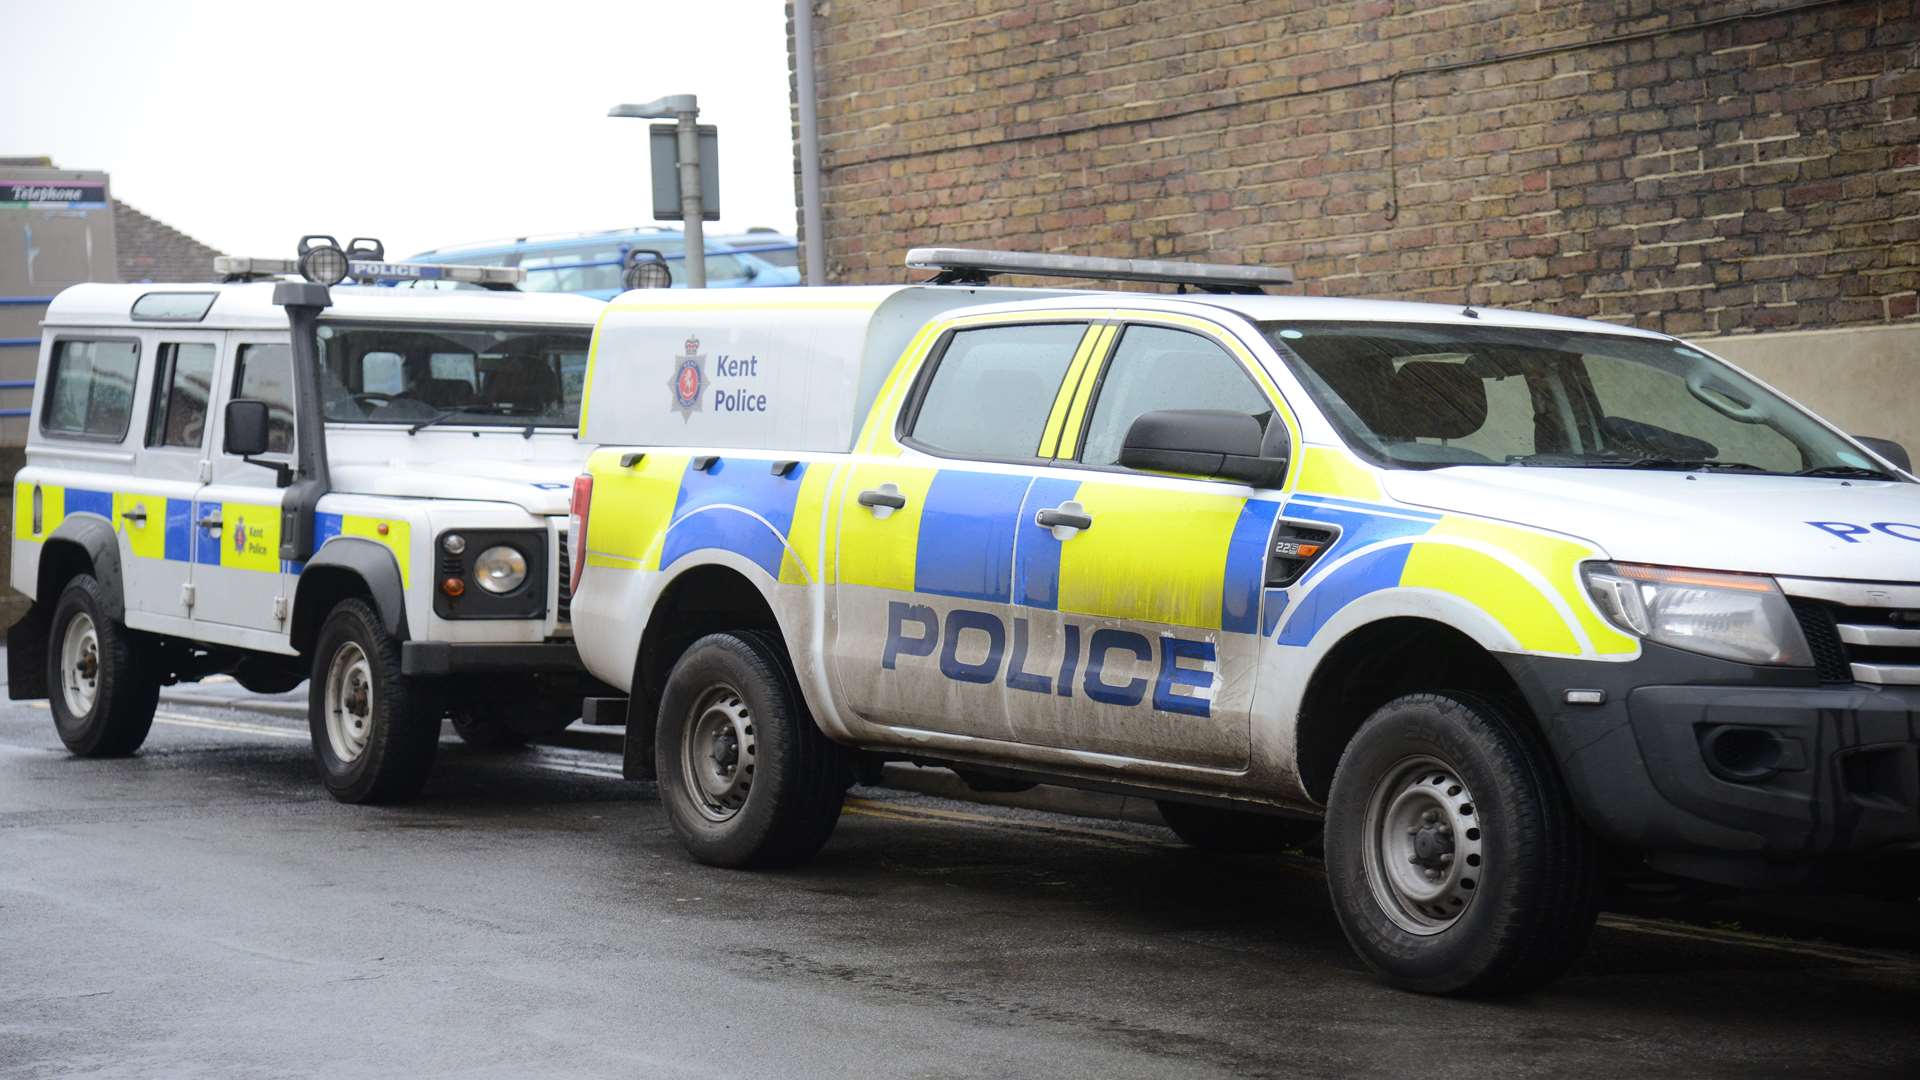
[350, 392, 402, 407]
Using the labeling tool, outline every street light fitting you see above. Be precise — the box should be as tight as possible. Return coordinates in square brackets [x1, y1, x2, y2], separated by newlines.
[608, 95, 699, 119]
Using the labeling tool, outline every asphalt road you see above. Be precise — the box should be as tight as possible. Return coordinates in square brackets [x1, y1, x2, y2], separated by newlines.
[3, 686, 1919, 1079]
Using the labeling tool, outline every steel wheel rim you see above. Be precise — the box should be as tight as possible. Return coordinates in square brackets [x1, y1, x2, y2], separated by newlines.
[1362, 754, 1485, 936]
[59, 612, 100, 718]
[323, 641, 375, 763]
[681, 685, 755, 823]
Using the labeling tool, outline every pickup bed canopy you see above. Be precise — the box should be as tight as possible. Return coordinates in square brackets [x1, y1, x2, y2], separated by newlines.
[579, 285, 1056, 452]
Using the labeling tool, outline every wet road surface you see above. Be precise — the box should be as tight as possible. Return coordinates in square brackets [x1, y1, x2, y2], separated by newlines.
[3, 688, 1918, 1079]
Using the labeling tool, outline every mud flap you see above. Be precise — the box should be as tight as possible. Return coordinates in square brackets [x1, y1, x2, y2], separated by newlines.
[7, 603, 50, 700]
[618, 695, 657, 782]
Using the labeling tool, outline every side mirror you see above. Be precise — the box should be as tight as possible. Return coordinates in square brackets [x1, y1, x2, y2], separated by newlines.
[1855, 436, 1912, 474]
[224, 399, 271, 457]
[1119, 409, 1288, 487]
[224, 399, 292, 486]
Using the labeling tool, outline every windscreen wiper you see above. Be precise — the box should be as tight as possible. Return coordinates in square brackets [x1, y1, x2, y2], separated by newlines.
[1567, 456, 1766, 472]
[407, 409, 463, 435]
[1800, 464, 1894, 480]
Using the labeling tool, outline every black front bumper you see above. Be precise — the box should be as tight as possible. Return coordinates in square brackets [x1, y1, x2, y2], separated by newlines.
[400, 641, 585, 677]
[1506, 644, 1919, 886]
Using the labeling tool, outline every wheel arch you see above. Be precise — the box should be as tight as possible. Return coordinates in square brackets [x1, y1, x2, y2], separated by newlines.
[1292, 616, 1530, 805]
[290, 538, 408, 655]
[39, 516, 125, 621]
[619, 558, 797, 781]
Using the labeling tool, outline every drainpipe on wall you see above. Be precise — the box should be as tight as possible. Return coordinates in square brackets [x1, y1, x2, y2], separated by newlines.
[794, 0, 828, 285]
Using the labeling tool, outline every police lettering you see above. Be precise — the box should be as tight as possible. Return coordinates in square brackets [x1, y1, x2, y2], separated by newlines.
[882, 601, 1216, 717]
[715, 354, 758, 377]
[1808, 520, 1920, 544]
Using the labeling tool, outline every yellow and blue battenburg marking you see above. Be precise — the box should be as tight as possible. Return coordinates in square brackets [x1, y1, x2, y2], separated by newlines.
[18, 482, 412, 587]
[583, 452, 1632, 661]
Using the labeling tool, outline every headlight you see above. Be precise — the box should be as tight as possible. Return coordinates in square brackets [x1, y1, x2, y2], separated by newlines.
[1581, 562, 1812, 667]
[473, 545, 528, 594]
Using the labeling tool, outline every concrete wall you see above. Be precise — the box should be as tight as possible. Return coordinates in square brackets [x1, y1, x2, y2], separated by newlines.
[1702, 322, 1920, 455]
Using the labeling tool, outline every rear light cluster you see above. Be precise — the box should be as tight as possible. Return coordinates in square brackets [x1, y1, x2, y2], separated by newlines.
[568, 472, 592, 597]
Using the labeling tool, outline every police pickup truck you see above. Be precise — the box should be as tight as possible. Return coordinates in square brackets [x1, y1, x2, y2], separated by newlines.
[568, 248, 1919, 994]
[10, 239, 605, 803]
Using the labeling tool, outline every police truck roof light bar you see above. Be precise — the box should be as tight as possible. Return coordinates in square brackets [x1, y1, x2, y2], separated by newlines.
[214, 236, 526, 289]
[904, 247, 1295, 294]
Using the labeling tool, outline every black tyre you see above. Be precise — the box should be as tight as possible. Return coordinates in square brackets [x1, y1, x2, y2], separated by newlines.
[655, 631, 851, 868]
[46, 574, 160, 757]
[307, 599, 439, 804]
[1156, 800, 1322, 853]
[1324, 693, 1600, 995]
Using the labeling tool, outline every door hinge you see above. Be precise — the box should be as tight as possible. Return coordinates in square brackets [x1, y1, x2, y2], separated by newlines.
[272, 596, 288, 622]
[181, 583, 196, 610]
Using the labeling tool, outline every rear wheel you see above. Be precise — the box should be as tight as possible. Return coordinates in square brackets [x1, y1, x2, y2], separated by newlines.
[1156, 800, 1322, 853]
[46, 574, 159, 757]
[656, 631, 850, 868]
[1324, 693, 1600, 995]
[307, 599, 438, 804]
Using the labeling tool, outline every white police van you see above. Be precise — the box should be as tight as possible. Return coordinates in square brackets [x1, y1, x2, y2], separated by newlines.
[9, 238, 606, 802]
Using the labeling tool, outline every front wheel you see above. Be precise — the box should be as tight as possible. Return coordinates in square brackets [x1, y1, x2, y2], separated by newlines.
[1324, 693, 1600, 995]
[307, 599, 438, 804]
[47, 575, 159, 757]
[655, 631, 851, 868]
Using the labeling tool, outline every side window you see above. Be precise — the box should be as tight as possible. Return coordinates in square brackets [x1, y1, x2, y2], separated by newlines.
[146, 342, 216, 449]
[906, 323, 1086, 461]
[43, 339, 139, 440]
[1079, 326, 1272, 467]
[233, 343, 295, 455]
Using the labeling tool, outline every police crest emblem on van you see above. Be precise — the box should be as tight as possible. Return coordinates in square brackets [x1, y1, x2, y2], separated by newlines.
[668, 336, 708, 421]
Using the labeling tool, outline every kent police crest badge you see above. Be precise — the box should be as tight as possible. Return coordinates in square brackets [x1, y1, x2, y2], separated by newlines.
[668, 335, 707, 421]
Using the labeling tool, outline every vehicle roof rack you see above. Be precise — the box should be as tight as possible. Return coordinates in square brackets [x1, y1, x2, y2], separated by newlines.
[905, 247, 1293, 294]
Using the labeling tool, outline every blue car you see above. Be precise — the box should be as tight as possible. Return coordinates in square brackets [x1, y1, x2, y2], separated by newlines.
[409, 228, 801, 298]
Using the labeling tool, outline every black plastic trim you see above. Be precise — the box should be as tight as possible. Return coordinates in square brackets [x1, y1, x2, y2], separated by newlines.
[400, 641, 584, 676]
[295, 537, 408, 641]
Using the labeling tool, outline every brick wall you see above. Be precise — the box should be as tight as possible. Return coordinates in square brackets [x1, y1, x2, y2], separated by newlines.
[790, 0, 1918, 337]
[115, 199, 223, 284]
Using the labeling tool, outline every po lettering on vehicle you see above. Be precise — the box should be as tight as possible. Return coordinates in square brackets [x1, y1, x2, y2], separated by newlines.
[881, 600, 1217, 717]
[1808, 520, 1920, 544]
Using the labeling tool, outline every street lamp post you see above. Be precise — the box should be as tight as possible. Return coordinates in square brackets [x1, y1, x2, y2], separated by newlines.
[609, 95, 706, 288]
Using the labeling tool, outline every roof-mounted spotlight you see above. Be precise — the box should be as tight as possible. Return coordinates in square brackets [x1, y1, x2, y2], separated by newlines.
[623, 248, 673, 291]
[297, 235, 349, 287]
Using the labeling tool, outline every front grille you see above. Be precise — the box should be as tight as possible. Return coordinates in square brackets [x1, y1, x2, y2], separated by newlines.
[1783, 580, 1920, 686]
[556, 532, 572, 624]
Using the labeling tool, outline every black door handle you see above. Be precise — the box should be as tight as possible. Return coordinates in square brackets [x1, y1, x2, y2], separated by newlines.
[1035, 507, 1093, 531]
[121, 509, 148, 526]
[858, 489, 907, 511]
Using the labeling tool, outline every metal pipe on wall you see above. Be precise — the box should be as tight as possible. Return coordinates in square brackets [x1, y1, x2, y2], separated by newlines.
[794, 0, 828, 286]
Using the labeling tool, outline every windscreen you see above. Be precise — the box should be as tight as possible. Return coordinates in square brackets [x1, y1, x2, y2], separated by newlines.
[315, 321, 592, 429]
[1261, 321, 1884, 477]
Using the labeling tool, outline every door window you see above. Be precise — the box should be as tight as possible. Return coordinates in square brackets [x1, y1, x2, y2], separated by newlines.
[1078, 326, 1272, 467]
[147, 342, 216, 449]
[906, 323, 1086, 461]
[233, 343, 295, 454]
[43, 339, 138, 440]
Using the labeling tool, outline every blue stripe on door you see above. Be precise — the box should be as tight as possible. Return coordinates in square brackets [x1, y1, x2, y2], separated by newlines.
[1221, 498, 1279, 634]
[1011, 476, 1082, 611]
[164, 499, 193, 561]
[913, 470, 1032, 603]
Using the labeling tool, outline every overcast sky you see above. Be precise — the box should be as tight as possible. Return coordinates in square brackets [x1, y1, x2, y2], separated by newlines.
[1, 0, 799, 257]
